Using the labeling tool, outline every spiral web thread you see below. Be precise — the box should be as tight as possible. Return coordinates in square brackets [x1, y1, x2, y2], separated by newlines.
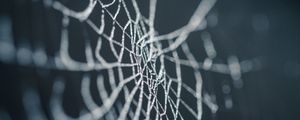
[0, 0, 261, 120]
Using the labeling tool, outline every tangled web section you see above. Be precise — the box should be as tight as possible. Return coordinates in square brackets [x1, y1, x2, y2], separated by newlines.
[0, 0, 261, 120]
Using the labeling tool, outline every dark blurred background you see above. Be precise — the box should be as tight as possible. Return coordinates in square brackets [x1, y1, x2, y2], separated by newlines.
[0, 0, 300, 120]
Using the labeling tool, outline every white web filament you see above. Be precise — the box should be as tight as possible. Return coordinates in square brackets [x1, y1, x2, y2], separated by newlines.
[0, 0, 262, 120]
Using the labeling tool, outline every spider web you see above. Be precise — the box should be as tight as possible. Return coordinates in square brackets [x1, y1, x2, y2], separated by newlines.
[0, 0, 261, 120]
